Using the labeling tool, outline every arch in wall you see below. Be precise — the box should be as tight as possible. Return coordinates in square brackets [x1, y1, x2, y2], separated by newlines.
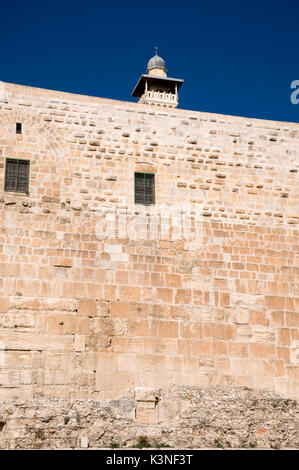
[0, 108, 68, 200]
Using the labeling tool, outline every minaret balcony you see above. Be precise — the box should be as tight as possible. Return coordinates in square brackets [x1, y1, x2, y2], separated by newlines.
[140, 90, 178, 107]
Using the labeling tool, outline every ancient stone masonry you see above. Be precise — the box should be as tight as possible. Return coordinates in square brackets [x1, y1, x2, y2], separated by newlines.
[0, 386, 298, 449]
[0, 79, 298, 447]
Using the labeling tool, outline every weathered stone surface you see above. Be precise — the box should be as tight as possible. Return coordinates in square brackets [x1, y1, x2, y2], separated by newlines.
[0, 386, 297, 449]
[0, 82, 298, 412]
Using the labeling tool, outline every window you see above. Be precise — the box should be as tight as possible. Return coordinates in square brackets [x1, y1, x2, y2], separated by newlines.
[4, 159, 30, 193]
[135, 172, 155, 205]
[16, 123, 22, 134]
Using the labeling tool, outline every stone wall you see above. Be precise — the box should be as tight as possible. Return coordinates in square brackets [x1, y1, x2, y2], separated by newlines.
[0, 81, 298, 406]
[0, 386, 297, 449]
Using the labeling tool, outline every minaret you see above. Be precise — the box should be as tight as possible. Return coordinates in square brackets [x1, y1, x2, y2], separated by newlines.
[131, 48, 184, 108]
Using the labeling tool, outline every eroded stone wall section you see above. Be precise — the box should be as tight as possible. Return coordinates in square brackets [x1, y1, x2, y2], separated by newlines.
[0, 386, 297, 449]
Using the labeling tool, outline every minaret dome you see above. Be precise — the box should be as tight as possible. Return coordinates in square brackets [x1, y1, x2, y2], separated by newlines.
[147, 49, 167, 77]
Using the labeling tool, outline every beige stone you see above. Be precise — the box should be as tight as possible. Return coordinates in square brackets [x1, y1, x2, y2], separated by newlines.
[0, 298, 9, 313]
[0, 80, 297, 403]
[78, 299, 96, 317]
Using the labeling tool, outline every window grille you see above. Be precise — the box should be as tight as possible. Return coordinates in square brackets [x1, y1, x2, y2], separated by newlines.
[134, 172, 155, 205]
[4, 159, 30, 193]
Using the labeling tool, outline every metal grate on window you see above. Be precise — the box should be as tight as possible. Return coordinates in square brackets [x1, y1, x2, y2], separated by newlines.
[4, 159, 30, 193]
[135, 172, 155, 205]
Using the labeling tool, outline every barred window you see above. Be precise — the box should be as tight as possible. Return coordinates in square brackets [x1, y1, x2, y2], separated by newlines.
[134, 172, 155, 205]
[4, 159, 30, 193]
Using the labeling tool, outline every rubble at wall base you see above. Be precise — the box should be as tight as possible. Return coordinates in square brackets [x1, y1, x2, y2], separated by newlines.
[0, 385, 297, 449]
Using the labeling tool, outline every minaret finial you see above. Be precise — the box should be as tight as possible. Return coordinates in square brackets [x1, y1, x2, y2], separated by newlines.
[155, 46, 158, 56]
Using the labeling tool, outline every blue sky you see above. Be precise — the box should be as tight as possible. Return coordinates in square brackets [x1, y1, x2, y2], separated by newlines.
[0, 0, 298, 123]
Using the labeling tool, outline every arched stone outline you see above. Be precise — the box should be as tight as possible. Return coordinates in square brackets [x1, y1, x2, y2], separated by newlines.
[0, 107, 68, 200]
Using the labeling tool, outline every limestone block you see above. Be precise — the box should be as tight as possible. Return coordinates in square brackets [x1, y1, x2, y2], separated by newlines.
[0, 311, 35, 328]
[1, 350, 40, 369]
[135, 386, 157, 402]
[156, 398, 182, 424]
[78, 299, 96, 317]
[47, 314, 76, 335]
[227, 342, 249, 358]
[41, 351, 74, 370]
[231, 358, 274, 377]
[96, 352, 118, 373]
[74, 334, 85, 352]
[231, 293, 265, 311]
[186, 306, 211, 321]
[96, 300, 110, 317]
[233, 308, 249, 325]
[20, 370, 32, 385]
[9, 297, 76, 312]
[0, 371, 20, 388]
[180, 322, 203, 339]
[0, 298, 9, 313]
[147, 337, 177, 354]
[236, 325, 253, 342]
[111, 318, 127, 336]
[136, 354, 167, 372]
[95, 371, 135, 398]
[290, 340, 299, 364]
[211, 324, 235, 340]
[286, 312, 299, 328]
[249, 343, 276, 359]
[0, 331, 74, 351]
[136, 401, 157, 425]
[53, 258, 73, 268]
[136, 370, 173, 389]
[119, 286, 140, 303]
[251, 325, 275, 343]
[79, 437, 89, 448]
[150, 320, 178, 338]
